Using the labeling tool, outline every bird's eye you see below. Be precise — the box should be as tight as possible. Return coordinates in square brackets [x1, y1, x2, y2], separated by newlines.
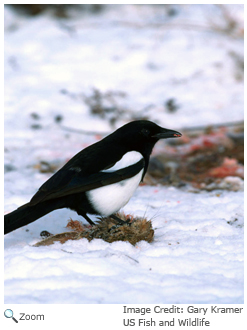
[141, 128, 149, 136]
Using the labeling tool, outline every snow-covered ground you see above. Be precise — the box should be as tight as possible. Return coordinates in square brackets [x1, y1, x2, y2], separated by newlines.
[4, 5, 244, 304]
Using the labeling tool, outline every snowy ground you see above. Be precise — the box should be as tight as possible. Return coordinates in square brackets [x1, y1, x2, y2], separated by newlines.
[4, 5, 244, 304]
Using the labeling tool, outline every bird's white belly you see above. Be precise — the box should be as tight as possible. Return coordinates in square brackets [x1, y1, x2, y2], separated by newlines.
[86, 169, 143, 216]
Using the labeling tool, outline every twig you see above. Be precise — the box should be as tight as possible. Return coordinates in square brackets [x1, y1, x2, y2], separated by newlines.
[60, 125, 109, 136]
[181, 120, 243, 133]
[60, 120, 243, 137]
[69, 19, 242, 38]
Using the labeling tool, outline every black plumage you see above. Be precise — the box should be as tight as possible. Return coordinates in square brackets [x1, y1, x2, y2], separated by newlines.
[4, 120, 181, 234]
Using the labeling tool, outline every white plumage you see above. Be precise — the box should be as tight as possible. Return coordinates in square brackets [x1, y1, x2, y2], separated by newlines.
[86, 151, 144, 216]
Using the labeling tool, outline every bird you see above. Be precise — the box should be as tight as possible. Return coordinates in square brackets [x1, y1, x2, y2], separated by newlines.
[4, 120, 182, 234]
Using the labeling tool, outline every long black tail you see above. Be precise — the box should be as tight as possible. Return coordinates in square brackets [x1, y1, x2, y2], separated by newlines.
[4, 200, 64, 235]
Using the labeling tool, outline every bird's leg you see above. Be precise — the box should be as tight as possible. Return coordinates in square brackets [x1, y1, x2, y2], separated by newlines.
[108, 214, 132, 232]
[110, 213, 126, 225]
[76, 207, 96, 226]
[82, 213, 96, 226]
[110, 214, 131, 226]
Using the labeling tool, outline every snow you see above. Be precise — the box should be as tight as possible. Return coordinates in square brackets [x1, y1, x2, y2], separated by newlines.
[4, 4, 244, 304]
[5, 186, 243, 304]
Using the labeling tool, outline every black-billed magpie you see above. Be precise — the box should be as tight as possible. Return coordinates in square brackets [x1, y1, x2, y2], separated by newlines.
[4, 120, 182, 234]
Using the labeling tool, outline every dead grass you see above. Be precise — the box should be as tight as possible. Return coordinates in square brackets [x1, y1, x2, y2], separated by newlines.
[34, 213, 154, 247]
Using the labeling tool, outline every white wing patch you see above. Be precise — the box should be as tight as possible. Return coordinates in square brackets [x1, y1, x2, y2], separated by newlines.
[87, 169, 144, 216]
[87, 151, 144, 216]
[102, 151, 143, 172]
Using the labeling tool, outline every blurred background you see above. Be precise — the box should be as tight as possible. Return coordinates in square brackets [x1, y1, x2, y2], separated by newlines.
[4, 4, 244, 201]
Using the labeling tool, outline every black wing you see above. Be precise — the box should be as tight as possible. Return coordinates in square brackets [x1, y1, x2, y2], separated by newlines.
[30, 159, 145, 205]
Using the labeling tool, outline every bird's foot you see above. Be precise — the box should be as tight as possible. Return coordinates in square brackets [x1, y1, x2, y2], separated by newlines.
[108, 214, 132, 232]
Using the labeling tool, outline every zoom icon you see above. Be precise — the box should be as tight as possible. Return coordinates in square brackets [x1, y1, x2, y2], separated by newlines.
[4, 309, 18, 323]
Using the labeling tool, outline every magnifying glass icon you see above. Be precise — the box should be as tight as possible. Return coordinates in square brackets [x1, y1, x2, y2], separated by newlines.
[4, 309, 18, 323]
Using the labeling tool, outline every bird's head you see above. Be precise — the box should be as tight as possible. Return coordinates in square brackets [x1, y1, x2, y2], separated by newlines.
[113, 120, 182, 156]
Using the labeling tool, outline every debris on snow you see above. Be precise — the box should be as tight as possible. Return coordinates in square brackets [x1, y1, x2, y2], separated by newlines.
[34, 213, 154, 247]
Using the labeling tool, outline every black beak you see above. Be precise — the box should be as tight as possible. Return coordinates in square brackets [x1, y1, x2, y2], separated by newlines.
[152, 128, 182, 139]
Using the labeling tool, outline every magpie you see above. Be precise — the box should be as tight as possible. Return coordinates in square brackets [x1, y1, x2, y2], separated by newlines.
[4, 120, 182, 234]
